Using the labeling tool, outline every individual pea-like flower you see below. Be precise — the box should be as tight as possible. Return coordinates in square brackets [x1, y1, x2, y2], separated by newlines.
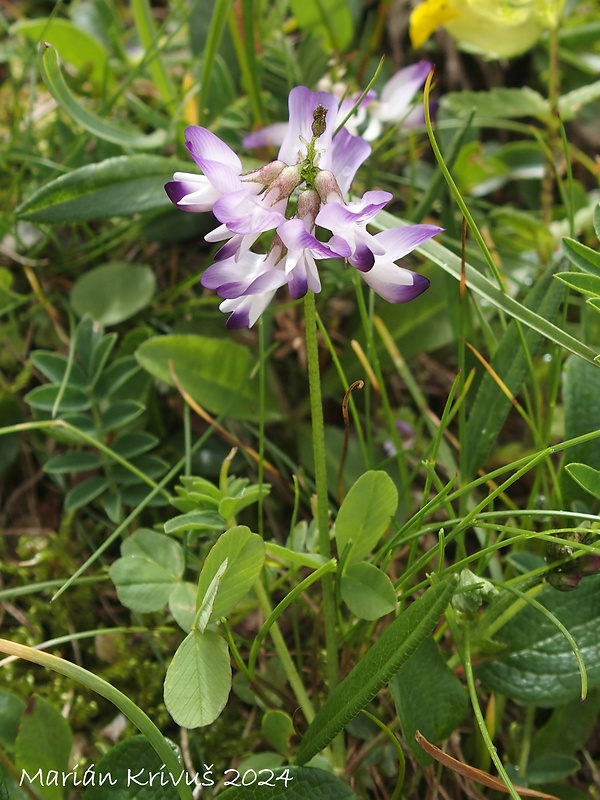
[165, 82, 442, 328]
[410, 0, 566, 59]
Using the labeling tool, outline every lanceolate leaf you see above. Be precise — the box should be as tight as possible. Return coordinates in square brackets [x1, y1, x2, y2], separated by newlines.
[38, 44, 166, 150]
[16, 155, 185, 223]
[295, 576, 458, 765]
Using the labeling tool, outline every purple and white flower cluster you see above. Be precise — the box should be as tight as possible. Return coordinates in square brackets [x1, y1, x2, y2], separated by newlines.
[165, 64, 441, 329]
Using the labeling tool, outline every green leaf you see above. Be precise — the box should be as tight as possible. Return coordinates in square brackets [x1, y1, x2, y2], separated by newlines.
[164, 511, 226, 535]
[440, 87, 549, 120]
[478, 576, 600, 705]
[25, 384, 90, 412]
[0, 690, 25, 751]
[289, 0, 354, 51]
[44, 451, 103, 474]
[168, 583, 197, 632]
[463, 265, 565, 476]
[38, 44, 166, 150]
[163, 630, 231, 728]
[334, 471, 398, 564]
[100, 400, 145, 433]
[340, 562, 397, 620]
[16, 155, 183, 223]
[262, 710, 295, 756]
[112, 432, 158, 459]
[295, 576, 458, 765]
[196, 526, 265, 622]
[562, 237, 600, 278]
[88, 333, 118, 387]
[218, 483, 270, 520]
[560, 356, 600, 509]
[565, 463, 600, 500]
[136, 334, 280, 422]
[64, 476, 108, 510]
[555, 271, 600, 297]
[532, 689, 600, 760]
[526, 755, 580, 784]
[390, 636, 467, 766]
[558, 80, 600, 120]
[15, 696, 72, 800]
[196, 559, 228, 633]
[217, 766, 358, 798]
[31, 352, 87, 386]
[110, 530, 184, 612]
[82, 735, 181, 799]
[12, 18, 112, 90]
[71, 263, 156, 326]
[95, 357, 143, 400]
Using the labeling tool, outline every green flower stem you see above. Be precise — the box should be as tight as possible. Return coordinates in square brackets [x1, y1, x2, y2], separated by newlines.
[304, 291, 344, 768]
[303, 292, 339, 676]
[253, 579, 315, 723]
[0, 638, 193, 800]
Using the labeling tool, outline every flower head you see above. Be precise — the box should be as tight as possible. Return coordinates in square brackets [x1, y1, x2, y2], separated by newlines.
[165, 82, 442, 327]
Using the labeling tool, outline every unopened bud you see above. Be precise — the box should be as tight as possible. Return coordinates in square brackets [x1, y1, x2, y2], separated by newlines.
[242, 160, 287, 187]
[311, 105, 327, 139]
[314, 170, 344, 204]
[267, 164, 303, 202]
[296, 189, 321, 228]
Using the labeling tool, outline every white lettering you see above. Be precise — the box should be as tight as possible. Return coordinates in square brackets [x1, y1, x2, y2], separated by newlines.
[20, 769, 44, 786]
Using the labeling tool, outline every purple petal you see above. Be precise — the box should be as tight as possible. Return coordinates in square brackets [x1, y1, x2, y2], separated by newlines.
[349, 242, 375, 272]
[221, 291, 277, 328]
[331, 128, 371, 196]
[316, 191, 392, 230]
[376, 62, 432, 123]
[193, 159, 243, 195]
[372, 224, 443, 260]
[220, 270, 287, 299]
[185, 126, 242, 173]
[243, 123, 289, 149]
[361, 263, 430, 303]
[213, 190, 286, 235]
[165, 177, 219, 213]
[278, 87, 338, 169]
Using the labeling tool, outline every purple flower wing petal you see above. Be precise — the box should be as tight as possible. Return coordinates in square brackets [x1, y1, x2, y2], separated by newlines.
[331, 128, 372, 196]
[185, 126, 242, 173]
[377, 61, 432, 122]
[372, 224, 443, 260]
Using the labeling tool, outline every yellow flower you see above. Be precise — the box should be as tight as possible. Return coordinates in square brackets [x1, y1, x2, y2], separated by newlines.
[410, 0, 566, 59]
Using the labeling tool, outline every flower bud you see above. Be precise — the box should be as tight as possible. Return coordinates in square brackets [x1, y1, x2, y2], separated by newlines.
[296, 189, 321, 229]
[242, 160, 287, 187]
[267, 164, 303, 203]
[314, 170, 344, 204]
